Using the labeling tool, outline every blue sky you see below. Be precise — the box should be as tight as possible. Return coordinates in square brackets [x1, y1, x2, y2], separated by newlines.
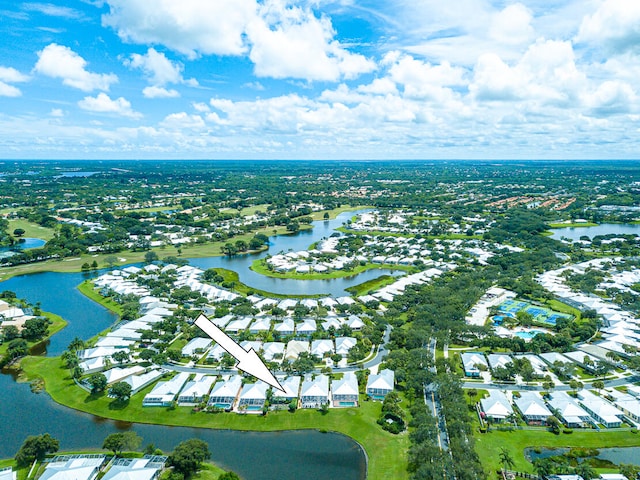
[0, 0, 638, 159]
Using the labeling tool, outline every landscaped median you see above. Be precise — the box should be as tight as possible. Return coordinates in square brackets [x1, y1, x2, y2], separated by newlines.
[19, 356, 409, 480]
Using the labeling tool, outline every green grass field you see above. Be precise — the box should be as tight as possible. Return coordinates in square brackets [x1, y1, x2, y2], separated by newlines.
[345, 275, 397, 296]
[77, 281, 123, 316]
[251, 258, 412, 280]
[7, 219, 56, 241]
[20, 355, 408, 480]
[548, 222, 599, 228]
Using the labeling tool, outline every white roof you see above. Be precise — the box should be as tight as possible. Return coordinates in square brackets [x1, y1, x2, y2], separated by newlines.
[332, 372, 358, 396]
[239, 382, 268, 401]
[273, 376, 301, 399]
[181, 337, 212, 356]
[301, 374, 329, 398]
[480, 390, 513, 419]
[104, 366, 145, 384]
[513, 392, 552, 418]
[210, 375, 243, 398]
[547, 392, 591, 423]
[367, 369, 394, 391]
[335, 336, 357, 354]
[178, 376, 215, 401]
[311, 339, 334, 356]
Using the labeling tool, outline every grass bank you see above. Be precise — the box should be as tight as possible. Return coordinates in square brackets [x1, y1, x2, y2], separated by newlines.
[77, 281, 123, 316]
[7, 219, 56, 241]
[251, 259, 412, 280]
[345, 275, 397, 296]
[548, 222, 598, 228]
[20, 355, 409, 480]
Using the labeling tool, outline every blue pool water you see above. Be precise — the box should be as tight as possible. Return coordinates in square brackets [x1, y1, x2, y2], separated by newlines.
[515, 330, 544, 339]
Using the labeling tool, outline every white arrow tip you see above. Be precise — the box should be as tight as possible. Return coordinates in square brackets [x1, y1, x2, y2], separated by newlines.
[238, 348, 286, 393]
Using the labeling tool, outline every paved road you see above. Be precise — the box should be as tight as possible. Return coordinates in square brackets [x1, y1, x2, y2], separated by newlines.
[167, 324, 394, 376]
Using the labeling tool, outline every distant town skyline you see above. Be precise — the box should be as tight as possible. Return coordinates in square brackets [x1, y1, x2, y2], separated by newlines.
[0, 0, 637, 160]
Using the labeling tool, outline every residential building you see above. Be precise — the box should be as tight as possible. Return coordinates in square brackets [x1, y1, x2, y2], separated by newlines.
[142, 372, 190, 407]
[237, 382, 269, 412]
[300, 374, 330, 408]
[208, 375, 243, 410]
[480, 390, 513, 423]
[177, 375, 215, 405]
[460, 352, 488, 378]
[546, 392, 592, 428]
[331, 372, 359, 407]
[40, 456, 106, 480]
[366, 369, 394, 400]
[513, 392, 553, 425]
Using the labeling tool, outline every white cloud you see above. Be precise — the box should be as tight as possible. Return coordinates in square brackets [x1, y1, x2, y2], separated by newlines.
[192, 102, 210, 113]
[585, 80, 636, 116]
[0, 66, 30, 83]
[160, 112, 206, 129]
[489, 3, 534, 45]
[0, 82, 22, 97]
[142, 86, 180, 98]
[78, 93, 141, 118]
[469, 39, 585, 105]
[103, 0, 374, 82]
[103, 0, 255, 58]
[34, 43, 118, 91]
[22, 3, 86, 19]
[50, 108, 64, 117]
[126, 48, 194, 86]
[247, 2, 375, 81]
[0, 66, 29, 97]
[577, 0, 640, 55]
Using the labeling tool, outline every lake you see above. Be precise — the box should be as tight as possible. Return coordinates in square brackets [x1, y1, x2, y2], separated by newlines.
[550, 223, 640, 241]
[0, 212, 373, 478]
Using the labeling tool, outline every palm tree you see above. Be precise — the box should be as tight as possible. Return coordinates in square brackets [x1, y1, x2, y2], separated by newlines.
[67, 337, 85, 352]
[499, 447, 515, 472]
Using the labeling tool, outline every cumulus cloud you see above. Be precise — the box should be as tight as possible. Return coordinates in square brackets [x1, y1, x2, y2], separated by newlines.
[469, 39, 585, 105]
[577, 0, 640, 55]
[78, 92, 141, 118]
[126, 48, 198, 88]
[103, 0, 255, 58]
[142, 86, 180, 98]
[102, 0, 374, 82]
[0, 66, 30, 97]
[247, 2, 375, 81]
[489, 3, 534, 45]
[585, 80, 637, 116]
[34, 43, 118, 91]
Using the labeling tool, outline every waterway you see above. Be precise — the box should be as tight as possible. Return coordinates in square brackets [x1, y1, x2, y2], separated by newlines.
[0, 210, 373, 478]
[189, 209, 402, 296]
[525, 446, 640, 467]
[550, 223, 640, 241]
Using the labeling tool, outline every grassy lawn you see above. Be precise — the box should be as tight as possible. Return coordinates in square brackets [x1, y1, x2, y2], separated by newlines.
[77, 281, 123, 316]
[345, 275, 397, 296]
[251, 259, 412, 280]
[474, 428, 640, 474]
[7, 219, 56, 241]
[545, 299, 581, 320]
[309, 205, 373, 221]
[548, 222, 599, 228]
[20, 356, 409, 480]
[208, 268, 327, 299]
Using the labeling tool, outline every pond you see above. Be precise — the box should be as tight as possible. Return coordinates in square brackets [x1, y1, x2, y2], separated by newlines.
[550, 223, 640, 241]
[0, 372, 365, 479]
[525, 446, 640, 467]
[0, 238, 46, 259]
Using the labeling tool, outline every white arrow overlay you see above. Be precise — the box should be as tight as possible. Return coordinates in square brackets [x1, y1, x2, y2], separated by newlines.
[195, 313, 285, 392]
